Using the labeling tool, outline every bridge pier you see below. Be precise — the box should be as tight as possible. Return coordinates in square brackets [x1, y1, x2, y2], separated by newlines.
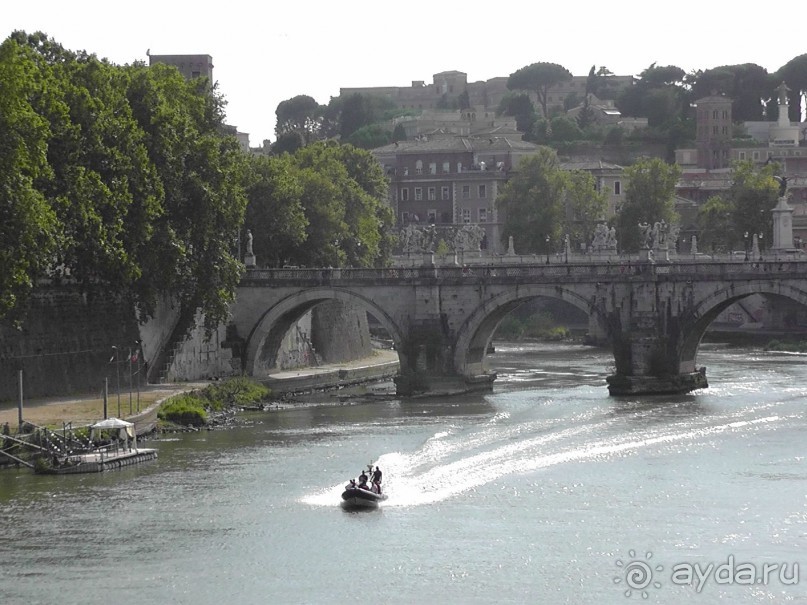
[606, 369, 708, 396]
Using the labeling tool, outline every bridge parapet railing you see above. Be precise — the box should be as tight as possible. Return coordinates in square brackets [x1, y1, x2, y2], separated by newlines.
[241, 258, 807, 284]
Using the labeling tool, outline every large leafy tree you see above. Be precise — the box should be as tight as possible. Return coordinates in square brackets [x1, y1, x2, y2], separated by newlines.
[695, 161, 779, 252]
[696, 195, 734, 253]
[497, 92, 537, 133]
[562, 170, 608, 247]
[507, 62, 573, 118]
[0, 37, 59, 320]
[243, 154, 308, 267]
[1, 31, 248, 331]
[727, 160, 777, 246]
[496, 147, 568, 253]
[245, 142, 392, 268]
[689, 64, 769, 122]
[275, 94, 322, 142]
[615, 157, 680, 252]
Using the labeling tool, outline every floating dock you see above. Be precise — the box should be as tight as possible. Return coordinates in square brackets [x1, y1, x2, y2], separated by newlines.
[36, 448, 157, 474]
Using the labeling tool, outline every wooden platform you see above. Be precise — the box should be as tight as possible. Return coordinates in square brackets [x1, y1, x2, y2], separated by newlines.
[37, 448, 157, 474]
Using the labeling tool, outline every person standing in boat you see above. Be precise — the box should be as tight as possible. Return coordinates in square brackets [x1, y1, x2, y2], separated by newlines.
[372, 466, 383, 494]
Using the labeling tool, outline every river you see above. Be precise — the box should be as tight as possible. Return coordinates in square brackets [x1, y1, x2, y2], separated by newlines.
[1, 342, 805, 604]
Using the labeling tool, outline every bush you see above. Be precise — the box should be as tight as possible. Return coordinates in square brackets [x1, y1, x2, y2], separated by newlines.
[201, 377, 270, 410]
[158, 394, 208, 426]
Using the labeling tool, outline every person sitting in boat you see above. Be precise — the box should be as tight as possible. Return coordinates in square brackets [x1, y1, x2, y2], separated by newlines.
[372, 466, 383, 493]
[358, 470, 369, 489]
[346, 478, 357, 490]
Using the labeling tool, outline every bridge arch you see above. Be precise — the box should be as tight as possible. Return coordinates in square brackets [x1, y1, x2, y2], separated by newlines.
[453, 284, 603, 377]
[681, 281, 807, 373]
[243, 287, 404, 377]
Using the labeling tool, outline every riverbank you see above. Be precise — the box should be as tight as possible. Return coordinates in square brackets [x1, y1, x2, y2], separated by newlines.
[0, 349, 401, 431]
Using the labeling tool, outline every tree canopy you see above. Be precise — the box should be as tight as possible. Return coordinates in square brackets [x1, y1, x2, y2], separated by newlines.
[496, 147, 606, 254]
[244, 142, 393, 268]
[507, 62, 573, 119]
[614, 157, 680, 252]
[0, 32, 248, 330]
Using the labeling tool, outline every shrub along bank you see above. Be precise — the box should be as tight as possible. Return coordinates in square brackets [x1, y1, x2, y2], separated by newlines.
[158, 377, 270, 427]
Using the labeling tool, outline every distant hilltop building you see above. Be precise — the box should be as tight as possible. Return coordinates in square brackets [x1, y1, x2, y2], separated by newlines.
[147, 52, 214, 81]
[341, 70, 636, 117]
[147, 52, 249, 150]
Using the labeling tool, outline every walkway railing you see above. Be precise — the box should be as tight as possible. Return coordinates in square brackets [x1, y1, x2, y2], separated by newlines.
[242, 257, 807, 284]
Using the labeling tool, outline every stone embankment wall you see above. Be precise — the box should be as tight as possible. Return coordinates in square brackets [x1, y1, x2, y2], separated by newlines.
[0, 288, 375, 401]
[0, 287, 142, 401]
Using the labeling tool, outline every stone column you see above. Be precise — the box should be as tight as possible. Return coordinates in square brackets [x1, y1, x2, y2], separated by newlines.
[771, 195, 794, 250]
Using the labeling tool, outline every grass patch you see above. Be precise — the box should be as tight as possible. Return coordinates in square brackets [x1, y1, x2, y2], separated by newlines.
[158, 377, 271, 426]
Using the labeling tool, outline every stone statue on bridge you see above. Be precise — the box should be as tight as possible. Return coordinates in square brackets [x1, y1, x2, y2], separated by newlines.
[590, 223, 616, 253]
[454, 224, 485, 252]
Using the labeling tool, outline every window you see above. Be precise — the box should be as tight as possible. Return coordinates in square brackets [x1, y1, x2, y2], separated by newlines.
[401, 211, 409, 222]
[722, 126, 728, 135]
[614, 181, 621, 195]
[415, 160, 423, 175]
[713, 125, 718, 134]
[428, 187, 436, 201]
[442, 162, 450, 173]
[403, 167, 409, 176]
[739, 151, 746, 160]
[462, 209, 471, 224]
[478, 184, 486, 198]
[462, 185, 470, 199]
[753, 151, 759, 160]
[400, 188, 409, 201]
[457, 162, 463, 173]
[414, 187, 423, 201]
[427, 210, 437, 224]
[442, 186, 450, 200]
[722, 110, 728, 119]
[712, 110, 718, 119]
[429, 163, 437, 175]
[479, 208, 488, 223]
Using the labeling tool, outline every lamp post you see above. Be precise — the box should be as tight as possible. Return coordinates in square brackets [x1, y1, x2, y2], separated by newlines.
[111, 345, 120, 418]
[744, 231, 749, 261]
[134, 340, 142, 412]
[545, 235, 550, 264]
[758, 233, 764, 261]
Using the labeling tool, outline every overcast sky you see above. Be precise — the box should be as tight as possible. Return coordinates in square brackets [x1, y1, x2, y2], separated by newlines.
[6, 1, 805, 146]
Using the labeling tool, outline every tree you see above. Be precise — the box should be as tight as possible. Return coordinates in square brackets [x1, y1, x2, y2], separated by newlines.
[345, 123, 391, 149]
[496, 147, 568, 253]
[340, 93, 374, 140]
[497, 92, 537, 133]
[507, 62, 573, 118]
[275, 94, 322, 142]
[0, 37, 59, 320]
[727, 160, 777, 247]
[615, 157, 680, 252]
[696, 195, 733, 253]
[689, 64, 769, 122]
[562, 170, 608, 247]
[243, 154, 308, 267]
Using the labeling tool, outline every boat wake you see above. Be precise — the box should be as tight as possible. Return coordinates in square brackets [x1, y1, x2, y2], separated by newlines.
[302, 396, 789, 508]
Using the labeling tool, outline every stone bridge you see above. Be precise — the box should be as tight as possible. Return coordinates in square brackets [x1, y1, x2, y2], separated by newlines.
[229, 259, 807, 396]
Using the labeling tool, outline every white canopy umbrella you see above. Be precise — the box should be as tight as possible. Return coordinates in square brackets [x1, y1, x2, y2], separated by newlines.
[90, 417, 136, 443]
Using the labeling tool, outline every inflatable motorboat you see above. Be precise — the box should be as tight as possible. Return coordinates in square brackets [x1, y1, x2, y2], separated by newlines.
[341, 483, 387, 509]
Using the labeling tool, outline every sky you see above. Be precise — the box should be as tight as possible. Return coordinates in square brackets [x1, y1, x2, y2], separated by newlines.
[5, 1, 805, 146]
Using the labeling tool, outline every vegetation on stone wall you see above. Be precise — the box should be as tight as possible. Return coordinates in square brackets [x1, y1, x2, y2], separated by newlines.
[158, 377, 270, 427]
